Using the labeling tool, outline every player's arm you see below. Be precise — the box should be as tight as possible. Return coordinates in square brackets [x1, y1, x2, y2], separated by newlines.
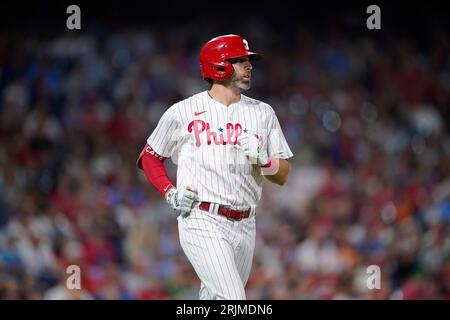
[262, 158, 290, 186]
[261, 110, 294, 185]
[236, 134, 292, 186]
[137, 144, 198, 216]
[137, 106, 199, 216]
[137, 144, 174, 197]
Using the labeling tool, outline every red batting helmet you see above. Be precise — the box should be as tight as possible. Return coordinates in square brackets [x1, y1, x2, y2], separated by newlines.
[199, 34, 262, 81]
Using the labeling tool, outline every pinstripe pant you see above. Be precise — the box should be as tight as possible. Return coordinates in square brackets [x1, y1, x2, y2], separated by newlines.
[178, 204, 256, 300]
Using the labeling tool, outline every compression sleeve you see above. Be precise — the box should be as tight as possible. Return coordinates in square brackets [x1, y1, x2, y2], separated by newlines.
[137, 144, 175, 197]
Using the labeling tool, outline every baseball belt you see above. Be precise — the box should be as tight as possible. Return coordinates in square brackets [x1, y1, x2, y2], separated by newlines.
[199, 202, 251, 221]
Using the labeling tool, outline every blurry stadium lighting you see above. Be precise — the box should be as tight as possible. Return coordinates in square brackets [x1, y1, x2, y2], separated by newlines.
[322, 110, 341, 132]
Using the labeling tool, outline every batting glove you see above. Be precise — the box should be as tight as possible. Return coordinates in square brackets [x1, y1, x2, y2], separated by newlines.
[236, 133, 270, 167]
[165, 186, 199, 217]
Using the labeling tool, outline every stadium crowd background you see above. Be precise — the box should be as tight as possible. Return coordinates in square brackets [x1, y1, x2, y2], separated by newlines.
[0, 3, 450, 299]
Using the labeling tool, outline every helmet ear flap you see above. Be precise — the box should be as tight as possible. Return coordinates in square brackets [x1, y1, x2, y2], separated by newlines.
[209, 60, 234, 81]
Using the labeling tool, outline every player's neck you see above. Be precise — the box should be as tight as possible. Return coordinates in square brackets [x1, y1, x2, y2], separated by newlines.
[208, 84, 241, 106]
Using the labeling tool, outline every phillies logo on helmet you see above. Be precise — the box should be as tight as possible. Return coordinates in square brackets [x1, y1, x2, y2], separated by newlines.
[243, 39, 249, 50]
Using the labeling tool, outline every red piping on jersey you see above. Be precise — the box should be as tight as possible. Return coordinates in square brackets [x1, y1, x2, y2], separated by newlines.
[137, 144, 174, 197]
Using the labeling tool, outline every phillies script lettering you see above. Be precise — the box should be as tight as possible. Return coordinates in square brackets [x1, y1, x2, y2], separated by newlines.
[188, 120, 242, 146]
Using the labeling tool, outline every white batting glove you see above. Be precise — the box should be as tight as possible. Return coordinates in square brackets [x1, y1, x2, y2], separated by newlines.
[236, 133, 270, 167]
[165, 186, 199, 217]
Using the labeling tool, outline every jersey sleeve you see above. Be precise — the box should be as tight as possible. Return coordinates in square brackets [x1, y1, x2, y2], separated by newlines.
[266, 111, 293, 160]
[146, 105, 181, 158]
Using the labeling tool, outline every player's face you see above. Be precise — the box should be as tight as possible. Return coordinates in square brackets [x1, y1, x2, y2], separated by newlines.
[228, 56, 253, 91]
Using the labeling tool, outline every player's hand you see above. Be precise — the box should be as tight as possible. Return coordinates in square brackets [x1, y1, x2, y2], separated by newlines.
[235, 133, 269, 167]
[165, 186, 199, 217]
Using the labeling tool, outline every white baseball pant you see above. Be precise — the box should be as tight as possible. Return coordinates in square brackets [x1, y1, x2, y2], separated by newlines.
[177, 203, 256, 300]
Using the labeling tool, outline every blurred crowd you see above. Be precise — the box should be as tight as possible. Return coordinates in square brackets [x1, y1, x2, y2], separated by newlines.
[0, 23, 449, 299]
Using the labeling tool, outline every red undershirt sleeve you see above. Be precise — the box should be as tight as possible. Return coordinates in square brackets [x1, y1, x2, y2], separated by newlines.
[137, 144, 174, 197]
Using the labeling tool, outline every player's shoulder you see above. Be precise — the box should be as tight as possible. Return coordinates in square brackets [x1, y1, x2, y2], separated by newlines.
[241, 94, 275, 115]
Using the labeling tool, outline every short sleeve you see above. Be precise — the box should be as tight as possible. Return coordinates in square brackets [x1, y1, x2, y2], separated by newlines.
[146, 106, 181, 158]
[267, 112, 293, 159]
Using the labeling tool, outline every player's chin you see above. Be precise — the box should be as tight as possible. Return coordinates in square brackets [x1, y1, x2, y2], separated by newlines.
[237, 80, 251, 91]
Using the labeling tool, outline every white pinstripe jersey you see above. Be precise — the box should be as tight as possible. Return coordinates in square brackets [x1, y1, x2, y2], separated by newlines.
[147, 91, 293, 209]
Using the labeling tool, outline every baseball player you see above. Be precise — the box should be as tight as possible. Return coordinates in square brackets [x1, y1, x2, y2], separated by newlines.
[137, 34, 293, 300]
